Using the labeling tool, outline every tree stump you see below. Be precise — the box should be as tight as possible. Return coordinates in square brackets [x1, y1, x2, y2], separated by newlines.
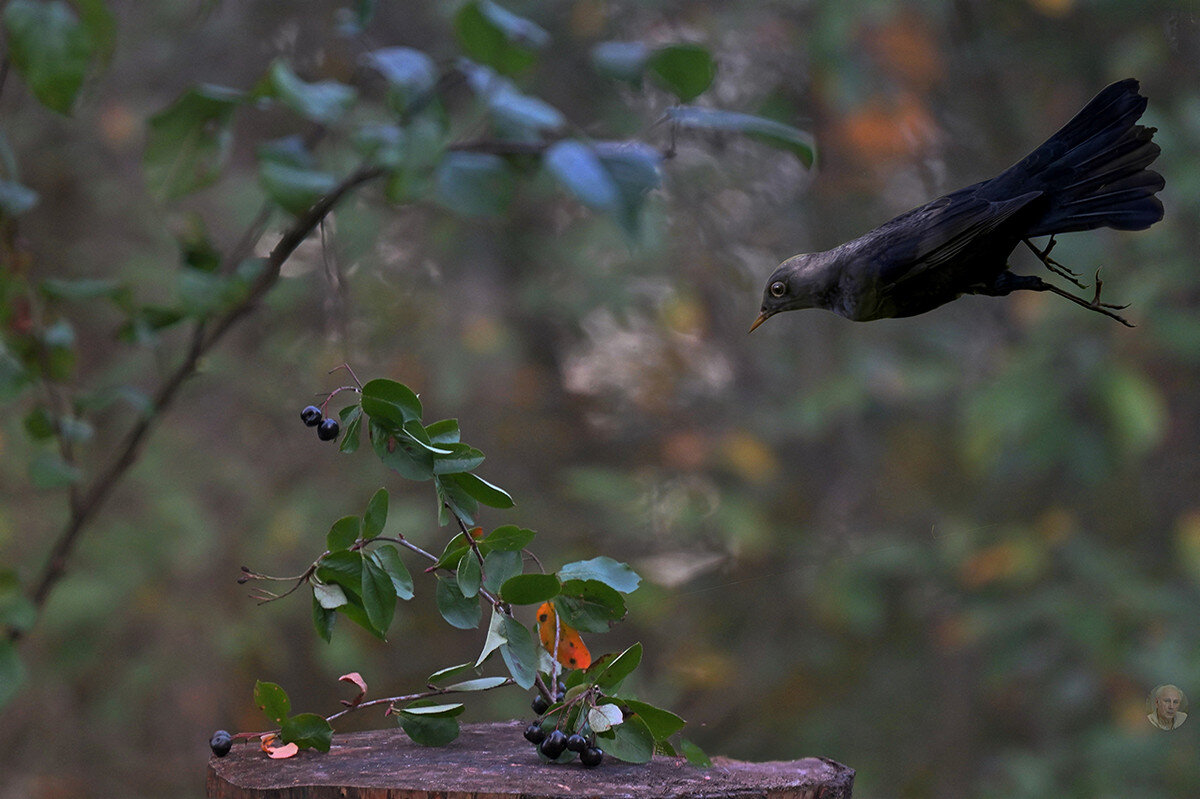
[207, 720, 854, 799]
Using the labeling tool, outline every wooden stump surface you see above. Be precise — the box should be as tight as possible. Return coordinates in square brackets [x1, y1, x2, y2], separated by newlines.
[206, 720, 854, 799]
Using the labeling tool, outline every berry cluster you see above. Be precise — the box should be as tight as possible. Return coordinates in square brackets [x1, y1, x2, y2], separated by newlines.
[209, 729, 233, 757]
[522, 683, 604, 767]
[301, 405, 340, 442]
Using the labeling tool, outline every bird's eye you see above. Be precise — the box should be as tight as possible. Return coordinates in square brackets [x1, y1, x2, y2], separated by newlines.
[769, 281, 787, 298]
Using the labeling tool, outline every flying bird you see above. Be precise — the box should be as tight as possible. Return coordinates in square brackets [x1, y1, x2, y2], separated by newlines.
[752, 79, 1164, 330]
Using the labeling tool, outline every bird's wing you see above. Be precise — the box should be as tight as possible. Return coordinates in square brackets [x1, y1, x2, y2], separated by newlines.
[880, 189, 1043, 284]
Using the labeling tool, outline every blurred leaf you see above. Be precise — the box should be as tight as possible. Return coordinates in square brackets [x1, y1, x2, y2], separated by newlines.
[544, 141, 620, 212]
[483, 525, 534, 551]
[500, 573, 560, 604]
[499, 615, 537, 689]
[596, 712, 654, 763]
[558, 556, 641, 593]
[647, 44, 715, 102]
[144, 84, 242, 200]
[372, 545, 414, 600]
[258, 158, 336, 216]
[456, 551, 482, 598]
[365, 47, 437, 113]
[280, 713, 333, 752]
[555, 579, 626, 632]
[0, 641, 25, 709]
[74, 0, 116, 65]
[361, 378, 423, 425]
[363, 487, 389, 538]
[436, 576, 481, 629]
[590, 41, 649, 85]
[445, 471, 513, 508]
[28, 451, 81, 489]
[23, 407, 55, 441]
[482, 549, 522, 594]
[454, 1, 547, 76]
[0, 571, 35, 633]
[3, 0, 93, 114]
[336, 0, 376, 35]
[0, 179, 39, 217]
[591, 142, 662, 237]
[620, 699, 684, 740]
[667, 105, 815, 167]
[254, 680, 291, 725]
[1100, 367, 1165, 454]
[326, 515, 361, 551]
[434, 152, 514, 217]
[0, 343, 30, 401]
[40, 278, 122, 301]
[266, 60, 356, 124]
[680, 739, 711, 767]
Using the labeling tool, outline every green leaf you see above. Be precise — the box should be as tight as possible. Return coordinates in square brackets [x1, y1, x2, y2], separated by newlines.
[436, 576, 481, 629]
[267, 59, 356, 125]
[476, 607, 507, 666]
[371, 419, 435, 481]
[488, 88, 563, 133]
[681, 738, 712, 767]
[3, 0, 93, 114]
[364, 47, 437, 112]
[144, 85, 242, 200]
[425, 419, 462, 445]
[555, 579, 626, 632]
[454, 1, 547, 76]
[558, 556, 641, 593]
[434, 152, 514, 217]
[316, 550, 364, 599]
[402, 702, 466, 717]
[432, 443, 486, 475]
[338, 405, 363, 454]
[74, 0, 116, 66]
[312, 581, 348, 610]
[666, 105, 814, 167]
[0, 343, 30, 402]
[597, 713, 655, 763]
[545, 141, 620, 212]
[620, 699, 685, 741]
[445, 676, 509, 692]
[281, 713, 334, 752]
[363, 487, 389, 538]
[482, 549, 522, 594]
[0, 179, 39, 217]
[428, 662, 476, 684]
[588, 641, 642, 691]
[483, 525, 534, 551]
[434, 532, 472, 569]
[361, 378, 423, 425]
[0, 641, 25, 709]
[0, 571, 35, 632]
[28, 451, 81, 489]
[400, 708, 460, 746]
[447, 471, 514, 508]
[499, 615, 537, 689]
[372, 545, 414, 600]
[259, 159, 337, 215]
[647, 44, 716, 102]
[591, 142, 662, 237]
[40, 277, 122, 301]
[361, 554, 397, 634]
[591, 41, 649, 85]
[312, 593, 336, 642]
[401, 419, 453, 455]
[23, 407, 55, 441]
[456, 551, 482, 599]
[327, 515, 361, 551]
[254, 680, 291, 725]
[436, 474, 478, 526]
[500, 573, 560, 605]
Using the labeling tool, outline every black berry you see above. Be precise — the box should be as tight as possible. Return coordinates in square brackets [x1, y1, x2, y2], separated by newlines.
[300, 406, 323, 426]
[209, 729, 233, 757]
[580, 746, 604, 767]
[523, 722, 546, 745]
[531, 694, 550, 715]
[539, 729, 568, 759]
[565, 733, 588, 753]
[317, 418, 340, 441]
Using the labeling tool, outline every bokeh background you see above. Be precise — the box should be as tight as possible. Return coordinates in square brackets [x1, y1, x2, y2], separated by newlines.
[3, 1, 1200, 797]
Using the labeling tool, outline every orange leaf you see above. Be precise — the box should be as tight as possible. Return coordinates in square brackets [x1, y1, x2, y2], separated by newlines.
[267, 742, 300, 759]
[535, 601, 591, 670]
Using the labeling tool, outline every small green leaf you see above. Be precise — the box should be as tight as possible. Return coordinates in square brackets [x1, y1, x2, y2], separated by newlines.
[338, 406, 363, 453]
[28, 451, 81, 489]
[425, 419, 461, 445]
[23, 407, 55, 441]
[482, 550, 522, 594]
[483, 525, 534, 551]
[361, 554, 397, 634]
[499, 615, 537, 689]
[316, 550, 364, 599]
[500, 573, 560, 605]
[620, 699, 685, 741]
[436, 576, 481, 629]
[591, 142, 662, 237]
[400, 708, 460, 746]
[454, 0, 547, 76]
[558, 556, 641, 593]
[0, 180, 39, 217]
[681, 738, 712, 767]
[254, 680, 291, 725]
[401, 419, 454, 455]
[667, 105, 814, 167]
[555, 579, 626, 632]
[647, 44, 716, 102]
[432, 443, 486, 475]
[588, 641, 642, 691]
[361, 378, 423, 425]
[364, 47, 437, 112]
[371, 419, 435, 482]
[267, 60, 356, 124]
[281, 713, 334, 752]
[434, 152, 514, 217]
[596, 713, 655, 763]
[591, 41, 649, 84]
[545, 141, 620, 212]
[313, 593, 336, 642]
[487, 88, 563, 133]
[363, 487, 389, 538]
[3, 0, 93, 114]
[372, 545, 414, 600]
[259, 159, 337, 215]
[144, 85, 242, 200]
[436, 474, 478, 526]
[445, 676, 509, 692]
[402, 702, 466, 717]
[456, 551, 482, 599]
[428, 662, 476, 684]
[447, 471, 513, 509]
[476, 608, 507, 666]
[327, 515, 361, 551]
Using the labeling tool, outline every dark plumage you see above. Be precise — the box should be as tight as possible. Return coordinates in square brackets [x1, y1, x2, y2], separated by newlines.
[752, 79, 1164, 330]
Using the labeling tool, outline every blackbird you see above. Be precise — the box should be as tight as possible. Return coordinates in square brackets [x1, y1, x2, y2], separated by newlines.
[751, 79, 1164, 330]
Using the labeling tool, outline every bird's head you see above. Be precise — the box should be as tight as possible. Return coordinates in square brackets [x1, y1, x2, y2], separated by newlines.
[750, 253, 832, 332]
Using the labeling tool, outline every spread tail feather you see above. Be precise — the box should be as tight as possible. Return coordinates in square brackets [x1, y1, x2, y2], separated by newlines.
[997, 79, 1164, 237]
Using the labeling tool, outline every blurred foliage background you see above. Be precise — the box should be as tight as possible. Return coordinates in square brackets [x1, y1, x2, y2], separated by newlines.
[3, 0, 1200, 797]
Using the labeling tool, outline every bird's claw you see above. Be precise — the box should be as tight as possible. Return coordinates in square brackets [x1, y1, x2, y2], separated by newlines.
[1024, 236, 1087, 288]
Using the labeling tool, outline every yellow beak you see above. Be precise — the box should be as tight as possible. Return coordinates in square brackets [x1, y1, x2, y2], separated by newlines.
[748, 311, 772, 333]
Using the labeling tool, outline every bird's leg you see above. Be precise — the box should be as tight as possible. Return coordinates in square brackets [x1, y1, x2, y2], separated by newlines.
[979, 270, 1134, 327]
[1023, 236, 1087, 289]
